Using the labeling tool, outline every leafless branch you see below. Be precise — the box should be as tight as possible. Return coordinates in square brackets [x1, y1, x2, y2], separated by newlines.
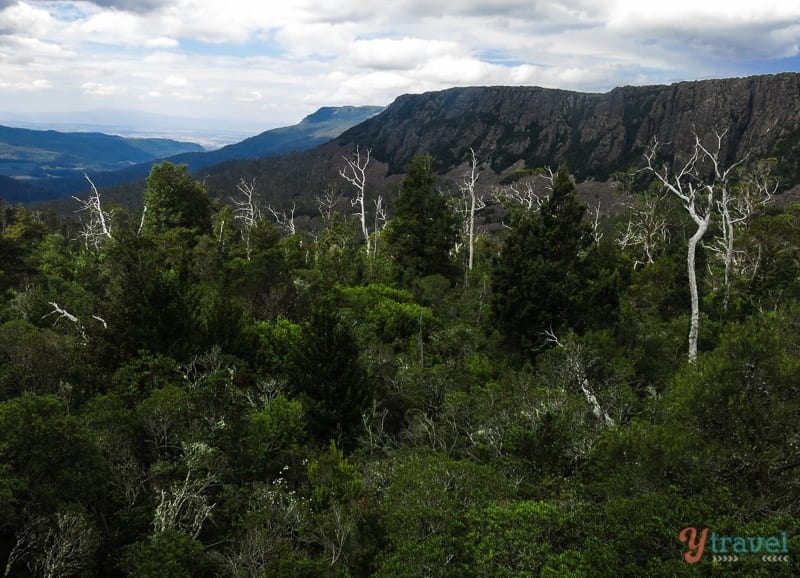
[266, 201, 296, 235]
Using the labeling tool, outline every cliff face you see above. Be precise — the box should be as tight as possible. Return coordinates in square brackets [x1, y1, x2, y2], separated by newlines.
[339, 74, 800, 182]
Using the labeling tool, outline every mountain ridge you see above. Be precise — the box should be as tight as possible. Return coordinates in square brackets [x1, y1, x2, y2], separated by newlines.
[336, 73, 800, 182]
[0, 105, 384, 203]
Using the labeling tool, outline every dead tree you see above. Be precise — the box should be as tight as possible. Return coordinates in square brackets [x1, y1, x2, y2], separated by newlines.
[316, 187, 342, 224]
[644, 133, 720, 362]
[232, 178, 262, 259]
[457, 148, 486, 273]
[339, 146, 372, 254]
[73, 174, 113, 249]
[542, 329, 615, 428]
[5, 511, 98, 578]
[42, 302, 106, 344]
[707, 155, 776, 304]
[153, 442, 218, 539]
[616, 190, 670, 268]
[371, 195, 387, 259]
[493, 168, 554, 221]
[266, 202, 296, 236]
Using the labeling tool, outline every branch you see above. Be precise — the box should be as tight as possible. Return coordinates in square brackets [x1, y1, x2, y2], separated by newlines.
[266, 202, 296, 235]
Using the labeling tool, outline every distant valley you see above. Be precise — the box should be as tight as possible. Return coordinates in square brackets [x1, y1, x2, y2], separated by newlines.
[0, 105, 384, 203]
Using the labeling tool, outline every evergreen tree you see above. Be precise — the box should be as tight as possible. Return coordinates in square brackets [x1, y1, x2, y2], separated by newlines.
[384, 155, 458, 285]
[290, 306, 372, 447]
[491, 164, 593, 350]
[141, 162, 211, 235]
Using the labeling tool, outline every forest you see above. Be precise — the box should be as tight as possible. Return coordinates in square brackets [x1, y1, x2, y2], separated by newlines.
[0, 131, 799, 577]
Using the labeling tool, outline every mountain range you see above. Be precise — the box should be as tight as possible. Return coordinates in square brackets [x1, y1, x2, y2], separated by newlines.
[5, 73, 800, 209]
[0, 105, 384, 203]
[194, 73, 800, 212]
[0, 125, 203, 178]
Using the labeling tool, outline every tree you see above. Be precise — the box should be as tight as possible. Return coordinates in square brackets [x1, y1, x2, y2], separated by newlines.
[73, 174, 113, 250]
[708, 155, 776, 306]
[141, 162, 211, 236]
[455, 148, 486, 280]
[339, 146, 373, 256]
[644, 132, 723, 362]
[232, 177, 262, 260]
[384, 155, 458, 285]
[290, 307, 371, 447]
[491, 164, 593, 351]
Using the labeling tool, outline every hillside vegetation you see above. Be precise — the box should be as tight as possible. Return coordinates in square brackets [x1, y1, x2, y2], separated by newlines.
[1, 126, 799, 576]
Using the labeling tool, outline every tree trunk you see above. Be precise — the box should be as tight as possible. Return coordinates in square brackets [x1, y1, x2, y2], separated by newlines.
[686, 218, 708, 363]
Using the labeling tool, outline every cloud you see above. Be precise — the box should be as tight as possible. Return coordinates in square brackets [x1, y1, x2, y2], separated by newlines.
[145, 35, 178, 48]
[81, 82, 128, 96]
[0, 0, 798, 130]
[0, 78, 53, 91]
[348, 38, 466, 71]
[162, 75, 188, 88]
[82, 0, 170, 14]
[0, 1, 56, 35]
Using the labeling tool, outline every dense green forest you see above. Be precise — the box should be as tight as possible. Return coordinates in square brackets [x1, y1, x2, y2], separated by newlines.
[1, 139, 799, 577]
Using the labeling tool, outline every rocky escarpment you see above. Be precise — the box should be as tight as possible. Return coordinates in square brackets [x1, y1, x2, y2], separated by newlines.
[339, 73, 800, 183]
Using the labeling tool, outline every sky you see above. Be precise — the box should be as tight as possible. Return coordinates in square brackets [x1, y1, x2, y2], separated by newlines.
[1, 0, 799, 140]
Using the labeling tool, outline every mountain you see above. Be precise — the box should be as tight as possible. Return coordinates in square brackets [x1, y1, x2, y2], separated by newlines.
[161, 105, 385, 171]
[1, 105, 384, 203]
[337, 73, 800, 182]
[0, 125, 203, 180]
[190, 74, 800, 215]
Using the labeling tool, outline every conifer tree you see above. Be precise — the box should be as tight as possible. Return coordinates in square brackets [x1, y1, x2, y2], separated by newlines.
[491, 164, 592, 350]
[384, 155, 458, 285]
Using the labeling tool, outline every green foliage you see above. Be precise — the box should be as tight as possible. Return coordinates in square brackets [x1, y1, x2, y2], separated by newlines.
[0, 393, 109, 515]
[378, 454, 513, 576]
[290, 308, 372, 447]
[308, 441, 363, 507]
[242, 396, 306, 475]
[339, 283, 433, 349]
[466, 500, 563, 577]
[383, 155, 458, 285]
[255, 318, 304, 375]
[121, 530, 219, 578]
[5, 146, 800, 576]
[665, 308, 800, 509]
[141, 162, 212, 235]
[491, 164, 607, 351]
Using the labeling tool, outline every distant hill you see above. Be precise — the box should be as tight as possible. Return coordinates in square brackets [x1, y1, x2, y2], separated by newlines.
[2, 105, 383, 203]
[0, 125, 203, 179]
[162, 105, 385, 172]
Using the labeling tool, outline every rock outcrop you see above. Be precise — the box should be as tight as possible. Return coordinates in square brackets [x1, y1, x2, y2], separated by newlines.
[339, 73, 800, 183]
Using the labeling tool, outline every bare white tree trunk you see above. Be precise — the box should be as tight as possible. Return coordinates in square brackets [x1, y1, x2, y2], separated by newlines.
[372, 195, 387, 260]
[708, 156, 776, 307]
[7, 511, 98, 578]
[233, 178, 262, 260]
[645, 134, 718, 363]
[459, 148, 484, 272]
[73, 174, 113, 249]
[339, 146, 372, 254]
[685, 221, 708, 362]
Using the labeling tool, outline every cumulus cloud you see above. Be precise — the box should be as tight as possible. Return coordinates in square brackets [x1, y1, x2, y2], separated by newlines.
[0, 0, 798, 128]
